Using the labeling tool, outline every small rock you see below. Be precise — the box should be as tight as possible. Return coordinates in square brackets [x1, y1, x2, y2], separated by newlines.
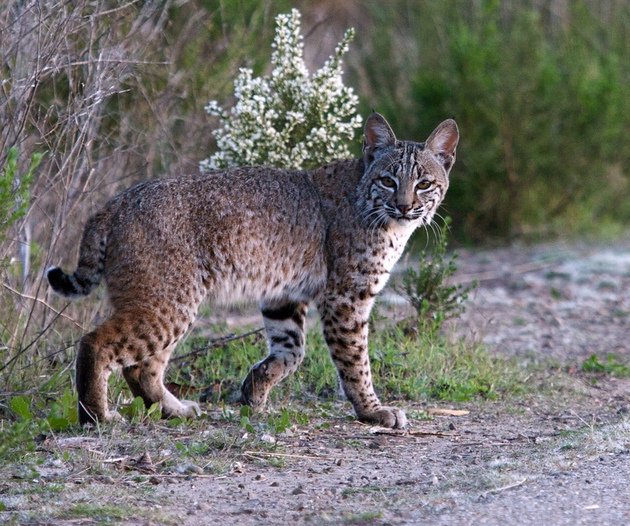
[270, 481, 280, 487]
[260, 433, 276, 444]
[291, 485, 306, 495]
[335, 459, 343, 466]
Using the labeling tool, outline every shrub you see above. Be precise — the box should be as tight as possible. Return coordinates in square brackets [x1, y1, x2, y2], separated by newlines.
[200, 9, 362, 171]
[0, 148, 42, 241]
[352, 0, 630, 240]
[395, 218, 476, 334]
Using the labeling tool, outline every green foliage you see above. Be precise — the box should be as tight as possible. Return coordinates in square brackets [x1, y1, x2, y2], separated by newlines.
[0, 388, 78, 461]
[9, 395, 32, 420]
[396, 218, 476, 333]
[239, 406, 309, 435]
[119, 397, 161, 423]
[370, 327, 523, 402]
[239, 405, 255, 433]
[582, 354, 630, 377]
[0, 147, 42, 239]
[46, 388, 79, 431]
[354, 0, 630, 240]
[1, 397, 39, 460]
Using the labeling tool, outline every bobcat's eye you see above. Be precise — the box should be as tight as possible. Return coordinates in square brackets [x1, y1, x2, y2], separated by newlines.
[416, 180, 432, 191]
[379, 176, 397, 189]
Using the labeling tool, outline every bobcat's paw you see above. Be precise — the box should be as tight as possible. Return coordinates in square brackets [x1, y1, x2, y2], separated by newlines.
[240, 367, 269, 410]
[240, 358, 283, 410]
[179, 400, 201, 418]
[358, 406, 408, 429]
[162, 393, 202, 419]
[78, 405, 121, 426]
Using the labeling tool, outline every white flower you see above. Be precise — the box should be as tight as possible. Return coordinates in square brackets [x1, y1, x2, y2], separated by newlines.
[200, 8, 362, 172]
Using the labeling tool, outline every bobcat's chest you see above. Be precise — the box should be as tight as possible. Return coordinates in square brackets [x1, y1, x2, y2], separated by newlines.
[347, 224, 415, 296]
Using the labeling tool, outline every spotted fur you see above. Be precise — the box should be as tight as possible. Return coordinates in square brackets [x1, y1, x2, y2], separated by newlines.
[48, 113, 458, 427]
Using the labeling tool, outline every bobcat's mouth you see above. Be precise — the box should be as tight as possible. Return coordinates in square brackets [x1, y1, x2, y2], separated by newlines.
[388, 210, 422, 222]
[383, 204, 420, 222]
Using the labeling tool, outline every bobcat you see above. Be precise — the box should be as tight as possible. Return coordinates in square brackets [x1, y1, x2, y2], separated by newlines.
[48, 112, 458, 428]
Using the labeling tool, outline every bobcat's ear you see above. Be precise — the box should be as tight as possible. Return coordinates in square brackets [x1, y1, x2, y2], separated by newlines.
[363, 113, 397, 164]
[425, 119, 459, 174]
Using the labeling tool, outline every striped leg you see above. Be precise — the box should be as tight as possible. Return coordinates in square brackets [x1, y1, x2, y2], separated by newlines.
[76, 306, 200, 425]
[241, 301, 307, 409]
[318, 294, 407, 429]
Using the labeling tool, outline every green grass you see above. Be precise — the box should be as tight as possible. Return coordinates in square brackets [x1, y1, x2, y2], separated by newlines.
[170, 320, 525, 407]
[0, 319, 527, 464]
[582, 354, 630, 377]
[370, 326, 524, 401]
[342, 510, 384, 524]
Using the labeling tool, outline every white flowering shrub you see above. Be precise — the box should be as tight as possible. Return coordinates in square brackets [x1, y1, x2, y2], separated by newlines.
[200, 9, 362, 171]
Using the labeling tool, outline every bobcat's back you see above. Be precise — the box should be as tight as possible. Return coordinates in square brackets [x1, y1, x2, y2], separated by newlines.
[50, 167, 331, 308]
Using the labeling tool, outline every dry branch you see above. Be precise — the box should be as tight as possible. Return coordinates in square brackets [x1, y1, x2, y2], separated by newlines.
[171, 328, 265, 363]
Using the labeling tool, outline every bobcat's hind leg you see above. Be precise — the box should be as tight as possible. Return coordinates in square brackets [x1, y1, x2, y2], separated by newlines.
[122, 350, 200, 419]
[77, 307, 200, 425]
[118, 306, 200, 419]
[76, 329, 120, 425]
[241, 301, 307, 410]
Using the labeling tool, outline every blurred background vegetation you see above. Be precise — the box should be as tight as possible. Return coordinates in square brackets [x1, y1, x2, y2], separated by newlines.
[0, 0, 628, 391]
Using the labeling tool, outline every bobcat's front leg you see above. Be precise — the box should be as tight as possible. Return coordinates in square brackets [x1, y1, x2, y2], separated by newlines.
[319, 296, 407, 429]
[241, 301, 307, 409]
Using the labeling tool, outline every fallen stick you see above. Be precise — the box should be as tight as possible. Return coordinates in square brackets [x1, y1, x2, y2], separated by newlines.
[171, 327, 264, 362]
[242, 450, 334, 460]
[481, 478, 527, 498]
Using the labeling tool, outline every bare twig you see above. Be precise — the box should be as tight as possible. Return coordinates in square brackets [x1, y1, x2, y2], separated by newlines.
[243, 450, 335, 461]
[171, 328, 264, 362]
[481, 478, 527, 498]
[0, 281, 85, 329]
[0, 303, 68, 373]
[375, 430, 458, 438]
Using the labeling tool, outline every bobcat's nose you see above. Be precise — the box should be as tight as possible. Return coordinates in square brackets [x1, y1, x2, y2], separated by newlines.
[397, 203, 412, 216]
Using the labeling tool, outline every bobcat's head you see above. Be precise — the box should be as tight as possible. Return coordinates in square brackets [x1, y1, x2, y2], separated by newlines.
[358, 112, 459, 229]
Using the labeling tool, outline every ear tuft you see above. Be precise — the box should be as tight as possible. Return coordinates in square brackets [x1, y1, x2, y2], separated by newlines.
[425, 119, 459, 173]
[363, 112, 397, 152]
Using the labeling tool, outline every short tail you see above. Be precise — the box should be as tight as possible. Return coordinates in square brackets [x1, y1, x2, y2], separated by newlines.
[47, 209, 111, 298]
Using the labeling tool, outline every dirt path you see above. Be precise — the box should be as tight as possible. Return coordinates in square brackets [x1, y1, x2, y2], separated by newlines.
[2, 237, 629, 525]
[451, 237, 630, 363]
